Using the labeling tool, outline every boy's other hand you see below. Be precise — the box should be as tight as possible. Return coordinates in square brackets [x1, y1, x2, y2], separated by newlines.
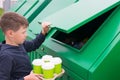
[24, 72, 43, 80]
[41, 22, 51, 35]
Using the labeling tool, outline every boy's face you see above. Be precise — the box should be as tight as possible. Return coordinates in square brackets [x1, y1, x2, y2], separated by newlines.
[11, 26, 27, 45]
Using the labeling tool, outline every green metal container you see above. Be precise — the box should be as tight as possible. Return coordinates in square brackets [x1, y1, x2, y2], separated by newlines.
[10, 0, 52, 23]
[28, 0, 77, 35]
[16, 0, 39, 16]
[27, 0, 77, 61]
[25, 0, 52, 23]
[37, 0, 120, 80]
[1, 0, 120, 80]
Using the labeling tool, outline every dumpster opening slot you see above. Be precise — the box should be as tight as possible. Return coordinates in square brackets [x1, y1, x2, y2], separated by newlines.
[52, 7, 116, 50]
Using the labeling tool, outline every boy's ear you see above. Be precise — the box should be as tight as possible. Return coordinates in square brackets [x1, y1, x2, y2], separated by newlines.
[6, 30, 14, 37]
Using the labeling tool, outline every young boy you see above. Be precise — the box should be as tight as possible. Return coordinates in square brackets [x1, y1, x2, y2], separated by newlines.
[0, 12, 50, 80]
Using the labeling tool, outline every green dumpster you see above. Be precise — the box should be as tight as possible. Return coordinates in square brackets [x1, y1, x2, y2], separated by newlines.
[28, 0, 77, 35]
[16, 0, 39, 16]
[25, 0, 52, 23]
[37, 0, 120, 80]
[27, 0, 77, 61]
[10, 0, 53, 23]
[1, 0, 120, 80]
[0, 29, 4, 42]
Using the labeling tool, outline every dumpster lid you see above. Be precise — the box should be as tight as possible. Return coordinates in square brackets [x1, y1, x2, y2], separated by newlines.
[41, 0, 120, 33]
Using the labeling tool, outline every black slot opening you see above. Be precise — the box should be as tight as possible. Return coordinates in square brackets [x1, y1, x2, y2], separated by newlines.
[52, 7, 116, 50]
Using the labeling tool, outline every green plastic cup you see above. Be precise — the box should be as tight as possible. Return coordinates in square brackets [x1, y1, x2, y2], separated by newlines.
[51, 57, 62, 74]
[54, 63, 62, 74]
[32, 59, 43, 74]
[42, 55, 53, 63]
[42, 62, 54, 79]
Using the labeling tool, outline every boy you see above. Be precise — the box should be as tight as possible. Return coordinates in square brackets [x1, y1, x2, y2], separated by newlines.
[0, 12, 50, 80]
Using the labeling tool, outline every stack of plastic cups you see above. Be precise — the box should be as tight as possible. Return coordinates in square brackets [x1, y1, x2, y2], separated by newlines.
[32, 55, 63, 79]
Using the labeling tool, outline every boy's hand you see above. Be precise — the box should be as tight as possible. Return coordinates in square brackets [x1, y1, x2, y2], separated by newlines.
[41, 22, 51, 35]
[24, 72, 43, 80]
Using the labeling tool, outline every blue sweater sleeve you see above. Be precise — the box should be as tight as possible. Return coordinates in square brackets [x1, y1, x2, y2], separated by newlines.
[23, 32, 46, 52]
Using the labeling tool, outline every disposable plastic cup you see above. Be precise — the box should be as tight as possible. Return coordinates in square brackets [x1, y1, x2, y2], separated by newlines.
[32, 59, 43, 74]
[42, 55, 53, 63]
[42, 62, 54, 79]
[51, 57, 62, 74]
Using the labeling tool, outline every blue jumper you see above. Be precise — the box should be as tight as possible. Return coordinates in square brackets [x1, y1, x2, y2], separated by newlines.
[0, 33, 45, 80]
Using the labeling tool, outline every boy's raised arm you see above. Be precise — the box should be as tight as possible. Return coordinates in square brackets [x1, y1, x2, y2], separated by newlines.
[23, 22, 50, 52]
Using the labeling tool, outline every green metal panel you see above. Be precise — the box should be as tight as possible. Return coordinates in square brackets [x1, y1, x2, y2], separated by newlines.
[6, 0, 120, 80]
[28, 0, 76, 35]
[10, 0, 26, 12]
[40, 5, 120, 80]
[27, 0, 77, 62]
[35, 0, 77, 20]
[0, 29, 4, 42]
[28, 51, 42, 62]
[25, 0, 51, 23]
[16, 0, 38, 16]
[89, 6, 120, 80]
[89, 33, 120, 80]
[56, 66, 84, 80]
[41, 0, 120, 33]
